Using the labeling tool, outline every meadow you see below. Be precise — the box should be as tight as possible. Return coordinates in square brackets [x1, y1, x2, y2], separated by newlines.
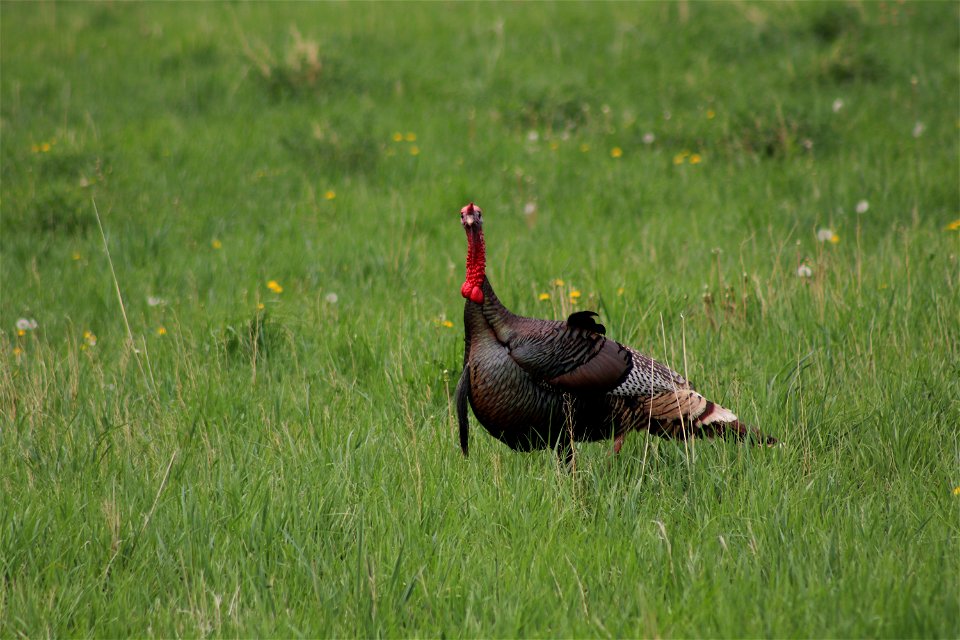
[2, 2, 959, 637]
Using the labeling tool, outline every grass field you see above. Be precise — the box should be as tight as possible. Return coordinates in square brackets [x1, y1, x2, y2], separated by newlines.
[2, 2, 959, 637]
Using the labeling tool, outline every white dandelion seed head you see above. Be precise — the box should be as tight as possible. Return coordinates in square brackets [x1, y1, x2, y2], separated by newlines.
[912, 122, 925, 138]
[526, 130, 539, 142]
[797, 264, 813, 278]
[855, 200, 869, 214]
[325, 292, 338, 304]
[801, 138, 814, 150]
[523, 202, 537, 216]
[16, 318, 38, 331]
[832, 98, 844, 113]
[147, 296, 166, 307]
[817, 228, 835, 242]
[642, 132, 656, 145]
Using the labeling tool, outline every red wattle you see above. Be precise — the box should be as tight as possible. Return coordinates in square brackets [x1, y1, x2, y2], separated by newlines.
[469, 286, 484, 304]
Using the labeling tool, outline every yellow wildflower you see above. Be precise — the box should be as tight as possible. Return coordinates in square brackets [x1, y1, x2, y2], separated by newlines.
[610, 147, 623, 158]
[72, 252, 81, 261]
[617, 287, 625, 296]
[409, 145, 420, 156]
[706, 109, 716, 119]
[392, 132, 403, 142]
[267, 280, 283, 294]
[579, 143, 590, 153]
[829, 234, 840, 244]
[17, 329, 25, 337]
[569, 290, 581, 299]
[324, 190, 336, 200]
[689, 153, 702, 164]
[157, 327, 167, 336]
[211, 239, 222, 250]
[83, 330, 97, 347]
[13, 346, 23, 358]
[549, 141, 559, 151]
[553, 279, 565, 287]
[673, 151, 690, 165]
[945, 219, 960, 231]
[538, 293, 550, 301]
[441, 320, 453, 328]
[953, 486, 960, 496]
[257, 302, 266, 310]
[405, 132, 417, 142]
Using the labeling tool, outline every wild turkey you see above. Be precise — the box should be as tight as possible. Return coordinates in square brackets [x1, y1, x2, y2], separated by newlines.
[454, 202, 776, 461]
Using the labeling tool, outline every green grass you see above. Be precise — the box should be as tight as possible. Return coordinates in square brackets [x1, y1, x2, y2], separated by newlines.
[2, 2, 959, 637]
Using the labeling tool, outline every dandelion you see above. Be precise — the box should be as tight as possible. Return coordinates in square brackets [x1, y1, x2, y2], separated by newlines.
[832, 98, 844, 113]
[405, 132, 416, 142]
[147, 296, 166, 307]
[524, 202, 537, 216]
[673, 151, 689, 165]
[211, 238, 222, 250]
[553, 279, 565, 287]
[83, 330, 97, 347]
[855, 199, 869, 214]
[912, 121, 925, 138]
[579, 143, 590, 153]
[538, 293, 550, 301]
[409, 145, 420, 156]
[817, 228, 838, 243]
[945, 219, 960, 231]
[617, 287, 625, 296]
[689, 153, 702, 164]
[797, 264, 813, 278]
[392, 132, 403, 142]
[72, 252, 82, 261]
[324, 190, 336, 200]
[953, 486, 960, 496]
[267, 280, 283, 294]
[549, 141, 559, 151]
[642, 132, 655, 145]
[610, 146, 623, 158]
[157, 326, 167, 336]
[13, 346, 23, 359]
[325, 292, 338, 304]
[16, 318, 38, 332]
[706, 109, 716, 120]
[440, 320, 453, 328]
[31, 140, 53, 153]
[257, 302, 266, 310]
[569, 290, 581, 300]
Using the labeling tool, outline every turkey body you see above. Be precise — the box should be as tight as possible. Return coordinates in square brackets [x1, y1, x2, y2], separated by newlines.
[453, 203, 775, 458]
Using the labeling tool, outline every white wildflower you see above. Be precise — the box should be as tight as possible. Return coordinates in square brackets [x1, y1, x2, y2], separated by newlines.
[797, 264, 813, 278]
[16, 318, 38, 331]
[523, 202, 537, 216]
[642, 132, 656, 145]
[817, 228, 835, 242]
[526, 130, 539, 142]
[832, 98, 844, 113]
[912, 121, 925, 138]
[325, 292, 338, 304]
[147, 296, 166, 307]
[855, 200, 869, 214]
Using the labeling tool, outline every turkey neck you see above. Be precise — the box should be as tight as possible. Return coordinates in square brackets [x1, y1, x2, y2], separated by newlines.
[464, 278, 517, 343]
